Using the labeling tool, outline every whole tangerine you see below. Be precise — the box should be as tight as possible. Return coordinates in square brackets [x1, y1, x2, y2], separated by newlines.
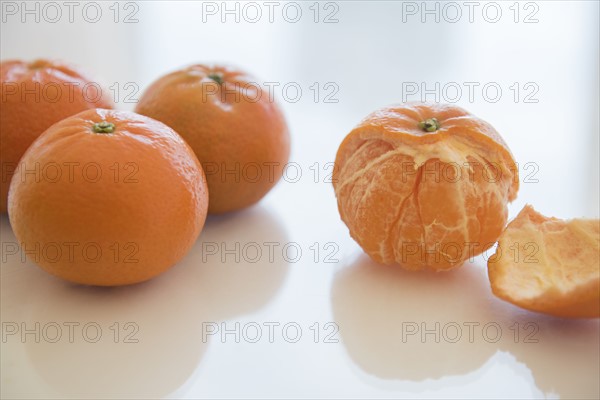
[1, 59, 113, 212]
[135, 64, 290, 214]
[8, 109, 208, 286]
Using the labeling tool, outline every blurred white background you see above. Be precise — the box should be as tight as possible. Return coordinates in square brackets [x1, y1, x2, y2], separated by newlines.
[1, 1, 599, 399]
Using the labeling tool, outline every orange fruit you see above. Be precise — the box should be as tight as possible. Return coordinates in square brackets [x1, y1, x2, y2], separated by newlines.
[333, 103, 519, 270]
[1, 59, 113, 213]
[8, 109, 208, 286]
[135, 64, 290, 214]
[488, 205, 599, 318]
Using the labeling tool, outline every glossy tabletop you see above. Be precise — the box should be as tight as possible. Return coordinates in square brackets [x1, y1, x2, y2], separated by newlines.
[1, 1, 599, 398]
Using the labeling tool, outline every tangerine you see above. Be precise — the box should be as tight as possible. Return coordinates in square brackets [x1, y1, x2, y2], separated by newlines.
[135, 64, 290, 214]
[488, 205, 599, 318]
[333, 103, 519, 270]
[8, 109, 208, 286]
[1, 59, 113, 212]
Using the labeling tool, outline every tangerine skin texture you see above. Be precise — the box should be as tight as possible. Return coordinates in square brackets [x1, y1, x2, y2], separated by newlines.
[333, 103, 519, 271]
[8, 109, 208, 286]
[135, 64, 290, 214]
[0, 59, 113, 212]
[489, 205, 600, 318]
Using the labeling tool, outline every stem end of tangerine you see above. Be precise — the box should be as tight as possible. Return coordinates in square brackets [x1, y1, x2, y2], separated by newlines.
[207, 73, 224, 85]
[92, 121, 115, 134]
[418, 118, 440, 132]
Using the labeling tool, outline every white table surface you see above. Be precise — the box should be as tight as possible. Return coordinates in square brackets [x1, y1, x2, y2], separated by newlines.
[1, 1, 599, 398]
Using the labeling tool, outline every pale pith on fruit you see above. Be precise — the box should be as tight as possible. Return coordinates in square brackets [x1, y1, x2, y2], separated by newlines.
[335, 132, 516, 270]
[488, 205, 600, 318]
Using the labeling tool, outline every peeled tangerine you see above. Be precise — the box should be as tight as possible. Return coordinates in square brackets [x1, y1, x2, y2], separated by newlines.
[333, 103, 519, 270]
[488, 205, 600, 318]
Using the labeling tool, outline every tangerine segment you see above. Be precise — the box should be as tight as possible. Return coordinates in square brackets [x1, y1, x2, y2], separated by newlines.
[488, 205, 600, 318]
[8, 109, 208, 286]
[333, 103, 518, 270]
[0, 59, 113, 213]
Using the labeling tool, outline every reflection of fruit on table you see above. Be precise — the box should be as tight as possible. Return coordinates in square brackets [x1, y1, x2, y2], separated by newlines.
[332, 254, 600, 398]
[1, 206, 290, 398]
